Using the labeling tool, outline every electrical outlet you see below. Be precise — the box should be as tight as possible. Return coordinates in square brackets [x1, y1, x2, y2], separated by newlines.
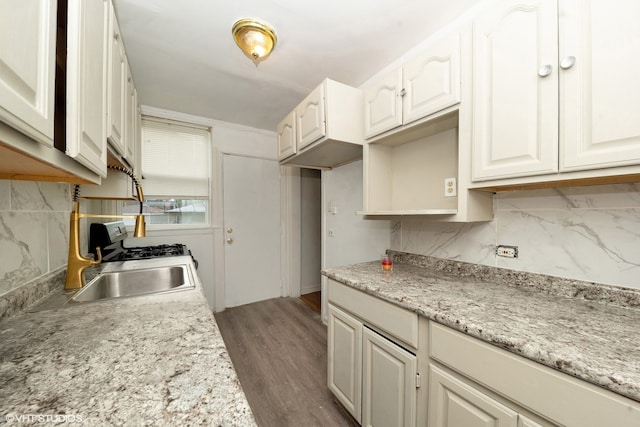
[444, 177, 457, 197]
[496, 245, 518, 258]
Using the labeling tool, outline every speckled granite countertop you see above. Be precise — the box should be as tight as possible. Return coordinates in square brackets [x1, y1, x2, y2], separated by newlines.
[322, 251, 640, 403]
[0, 257, 256, 426]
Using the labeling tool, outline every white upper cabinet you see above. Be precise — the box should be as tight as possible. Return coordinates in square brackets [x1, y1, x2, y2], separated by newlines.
[65, 0, 108, 177]
[362, 28, 494, 221]
[124, 58, 136, 162]
[473, 0, 640, 183]
[364, 31, 461, 139]
[0, 0, 56, 147]
[403, 32, 461, 125]
[279, 78, 364, 169]
[472, 0, 559, 181]
[364, 68, 403, 138]
[277, 110, 296, 160]
[295, 83, 326, 150]
[107, 0, 126, 156]
[560, 0, 640, 171]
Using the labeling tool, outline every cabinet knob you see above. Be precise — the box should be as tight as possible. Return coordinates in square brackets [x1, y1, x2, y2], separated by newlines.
[226, 238, 233, 244]
[560, 56, 576, 70]
[537, 64, 553, 77]
[399, 88, 406, 97]
[226, 227, 233, 233]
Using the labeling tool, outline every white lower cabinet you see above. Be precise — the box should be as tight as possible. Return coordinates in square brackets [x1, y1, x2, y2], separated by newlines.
[328, 280, 640, 427]
[328, 304, 362, 422]
[429, 364, 549, 427]
[362, 327, 417, 427]
[428, 364, 519, 427]
[328, 304, 418, 427]
[328, 278, 422, 426]
[429, 322, 640, 427]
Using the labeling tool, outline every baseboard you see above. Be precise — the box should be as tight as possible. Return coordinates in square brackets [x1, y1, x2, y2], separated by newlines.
[300, 284, 321, 295]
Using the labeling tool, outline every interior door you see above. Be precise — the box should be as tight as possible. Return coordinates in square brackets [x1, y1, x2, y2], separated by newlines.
[223, 154, 281, 308]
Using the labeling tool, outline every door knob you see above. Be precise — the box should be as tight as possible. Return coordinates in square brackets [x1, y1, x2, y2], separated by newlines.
[537, 64, 552, 77]
[560, 56, 576, 70]
[226, 238, 233, 244]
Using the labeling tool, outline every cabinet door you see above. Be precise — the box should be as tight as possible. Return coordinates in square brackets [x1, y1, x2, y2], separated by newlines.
[364, 68, 403, 138]
[0, 0, 55, 146]
[403, 32, 461, 125]
[472, 0, 559, 181]
[107, 1, 126, 155]
[296, 83, 326, 150]
[362, 327, 417, 427]
[327, 305, 362, 423]
[135, 99, 142, 176]
[560, 0, 640, 171]
[124, 59, 135, 161]
[518, 415, 545, 427]
[65, 0, 108, 177]
[277, 110, 296, 160]
[429, 364, 518, 427]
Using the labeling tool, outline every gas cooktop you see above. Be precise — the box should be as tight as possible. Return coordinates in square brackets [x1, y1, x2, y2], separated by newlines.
[88, 221, 198, 269]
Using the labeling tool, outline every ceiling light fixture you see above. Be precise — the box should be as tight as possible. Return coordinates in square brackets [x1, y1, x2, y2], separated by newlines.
[232, 18, 277, 66]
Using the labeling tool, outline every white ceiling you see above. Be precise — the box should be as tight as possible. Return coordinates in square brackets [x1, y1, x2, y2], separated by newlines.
[113, 0, 480, 131]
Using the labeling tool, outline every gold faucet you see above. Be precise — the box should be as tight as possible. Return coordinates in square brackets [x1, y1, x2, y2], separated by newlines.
[65, 182, 146, 290]
[65, 201, 102, 290]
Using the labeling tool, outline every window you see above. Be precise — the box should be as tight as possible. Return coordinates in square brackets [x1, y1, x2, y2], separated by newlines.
[122, 117, 211, 227]
[122, 199, 209, 225]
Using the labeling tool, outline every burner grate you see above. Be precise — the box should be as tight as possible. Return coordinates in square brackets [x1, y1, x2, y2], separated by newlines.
[118, 244, 186, 260]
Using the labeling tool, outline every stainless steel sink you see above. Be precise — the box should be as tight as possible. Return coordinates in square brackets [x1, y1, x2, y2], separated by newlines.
[70, 264, 195, 303]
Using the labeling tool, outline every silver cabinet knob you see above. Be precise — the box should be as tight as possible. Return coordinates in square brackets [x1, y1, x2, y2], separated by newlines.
[399, 88, 407, 97]
[538, 64, 553, 77]
[560, 56, 576, 70]
[226, 227, 233, 233]
[226, 238, 233, 244]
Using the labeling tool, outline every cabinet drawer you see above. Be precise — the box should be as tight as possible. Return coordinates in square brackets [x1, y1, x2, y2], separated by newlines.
[328, 279, 418, 349]
[430, 322, 640, 427]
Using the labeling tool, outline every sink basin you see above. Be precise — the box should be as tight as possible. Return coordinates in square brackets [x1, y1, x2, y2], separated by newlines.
[71, 264, 195, 303]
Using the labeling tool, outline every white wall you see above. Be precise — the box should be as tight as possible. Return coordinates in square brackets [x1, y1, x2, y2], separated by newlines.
[391, 183, 640, 289]
[321, 160, 391, 320]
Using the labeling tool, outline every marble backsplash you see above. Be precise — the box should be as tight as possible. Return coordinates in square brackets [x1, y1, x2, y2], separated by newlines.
[0, 181, 71, 297]
[391, 183, 640, 290]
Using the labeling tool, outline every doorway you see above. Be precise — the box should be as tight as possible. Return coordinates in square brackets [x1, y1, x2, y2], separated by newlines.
[299, 168, 321, 313]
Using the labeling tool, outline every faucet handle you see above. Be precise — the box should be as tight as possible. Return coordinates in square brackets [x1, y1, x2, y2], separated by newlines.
[92, 247, 103, 265]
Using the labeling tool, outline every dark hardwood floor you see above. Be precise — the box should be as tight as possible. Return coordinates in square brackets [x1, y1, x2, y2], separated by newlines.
[299, 291, 321, 313]
[215, 297, 358, 427]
